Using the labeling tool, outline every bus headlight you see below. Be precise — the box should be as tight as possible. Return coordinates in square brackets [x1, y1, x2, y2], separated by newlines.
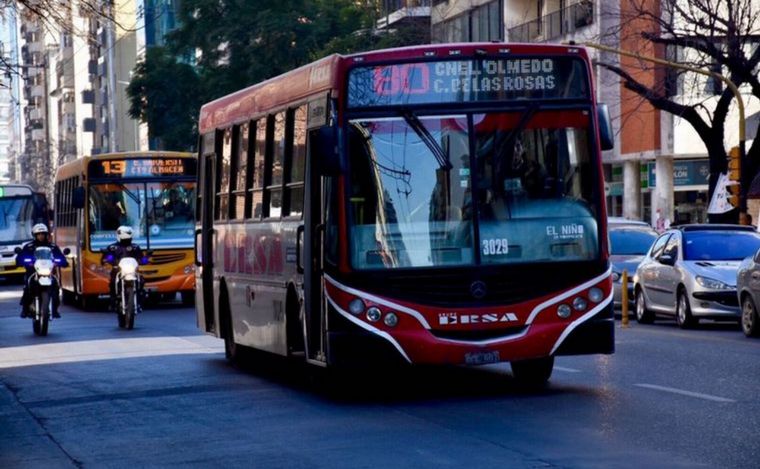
[383, 312, 398, 327]
[348, 298, 365, 315]
[366, 307, 381, 322]
[572, 297, 588, 312]
[588, 287, 604, 303]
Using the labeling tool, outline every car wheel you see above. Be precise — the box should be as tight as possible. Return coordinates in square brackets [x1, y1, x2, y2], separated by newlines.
[635, 289, 654, 324]
[741, 295, 760, 338]
[676, 289, 697, 329]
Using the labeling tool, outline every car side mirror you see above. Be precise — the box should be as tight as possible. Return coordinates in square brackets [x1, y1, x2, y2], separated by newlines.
[659, 254, 676, 266]
[597, 103, 614, 151]
[63, 248, 71, 256]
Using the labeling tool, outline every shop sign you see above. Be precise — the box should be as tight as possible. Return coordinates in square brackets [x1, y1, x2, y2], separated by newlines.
[648, 159, 710, 188]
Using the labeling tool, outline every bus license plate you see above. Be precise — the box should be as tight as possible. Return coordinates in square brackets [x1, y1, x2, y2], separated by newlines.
[464, 350, 500, 365]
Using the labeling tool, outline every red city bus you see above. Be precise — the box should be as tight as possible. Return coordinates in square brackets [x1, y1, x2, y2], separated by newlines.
[196, 43, 615, 385]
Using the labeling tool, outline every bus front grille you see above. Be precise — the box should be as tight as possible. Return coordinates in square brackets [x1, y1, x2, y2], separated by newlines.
[150, 253, 186, 265]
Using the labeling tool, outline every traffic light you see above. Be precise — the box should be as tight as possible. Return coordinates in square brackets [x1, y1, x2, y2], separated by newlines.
[728, 146, 741, 182]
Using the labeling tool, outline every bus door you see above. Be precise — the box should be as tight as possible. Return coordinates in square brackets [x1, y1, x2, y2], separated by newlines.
[303, 122, 337, 363]
[198, 152, 216, 333]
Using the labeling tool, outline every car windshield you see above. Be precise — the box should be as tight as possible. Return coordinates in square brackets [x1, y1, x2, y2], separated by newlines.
[684, 231, 760, 261]
[0, 196, 36, 245]
[347, 110, 599, 270]
[609, 228, 657, 255]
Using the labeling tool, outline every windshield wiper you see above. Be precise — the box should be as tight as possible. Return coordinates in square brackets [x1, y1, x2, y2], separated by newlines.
[401, 110, 452, 171]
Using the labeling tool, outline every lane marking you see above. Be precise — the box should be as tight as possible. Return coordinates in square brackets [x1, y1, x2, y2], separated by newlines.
[634, 383, 736, 403]
[554, 366, 582, 373]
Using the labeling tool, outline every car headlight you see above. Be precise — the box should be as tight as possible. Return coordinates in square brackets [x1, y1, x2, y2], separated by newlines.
[611, 271, 621, 282]
[695, 276, 730, 290]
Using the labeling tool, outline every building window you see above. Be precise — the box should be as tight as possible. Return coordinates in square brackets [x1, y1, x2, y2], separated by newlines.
[432, 0, 502, 43]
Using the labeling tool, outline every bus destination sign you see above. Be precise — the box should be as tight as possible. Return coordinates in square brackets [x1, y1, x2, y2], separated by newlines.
[89, 158, 197, 179]
[347, 57, 589, 108]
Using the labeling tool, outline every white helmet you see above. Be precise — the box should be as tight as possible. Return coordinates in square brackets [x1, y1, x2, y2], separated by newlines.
[116, 225, 133, 241]
[32, 223, 49, 235]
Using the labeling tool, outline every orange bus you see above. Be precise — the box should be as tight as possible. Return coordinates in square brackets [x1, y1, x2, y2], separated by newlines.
[54, 152, 197, 308]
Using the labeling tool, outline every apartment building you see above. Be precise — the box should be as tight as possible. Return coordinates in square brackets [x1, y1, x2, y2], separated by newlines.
[0, 5, 20, 183]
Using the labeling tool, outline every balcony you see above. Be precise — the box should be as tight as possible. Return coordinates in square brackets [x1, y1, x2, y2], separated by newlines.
[508, 1, 594, 43]
[377, 0, 431, 30]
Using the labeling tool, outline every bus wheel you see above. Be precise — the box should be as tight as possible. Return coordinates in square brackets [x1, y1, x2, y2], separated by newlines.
[510, 356, 554, 388]
[181, 291, 195, 306]
[219, 287, 240, 362]
[62, 289, 76, 306]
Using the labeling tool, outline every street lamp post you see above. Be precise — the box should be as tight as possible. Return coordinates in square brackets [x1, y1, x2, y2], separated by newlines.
[580, 42, 748, 223]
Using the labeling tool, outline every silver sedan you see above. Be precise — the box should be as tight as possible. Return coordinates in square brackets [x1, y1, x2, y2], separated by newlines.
[633, 225, 760, 328]
[735, 247, 760, 337]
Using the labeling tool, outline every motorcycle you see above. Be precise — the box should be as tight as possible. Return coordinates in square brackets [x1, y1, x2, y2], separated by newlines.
[103, 251, 150, 330]
[16, 246, 69, 336]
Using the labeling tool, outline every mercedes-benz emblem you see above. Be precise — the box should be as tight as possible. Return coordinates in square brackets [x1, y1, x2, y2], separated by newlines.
[470, 280, 487, 300]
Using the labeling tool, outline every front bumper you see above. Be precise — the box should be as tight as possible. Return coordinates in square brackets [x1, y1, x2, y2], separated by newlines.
[690, 290, 740, 319]
[325, 272, 614, 367]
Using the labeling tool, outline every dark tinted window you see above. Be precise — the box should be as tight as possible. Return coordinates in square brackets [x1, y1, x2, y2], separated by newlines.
[684, 231, 760, 261]
[609, 228, 657, 255]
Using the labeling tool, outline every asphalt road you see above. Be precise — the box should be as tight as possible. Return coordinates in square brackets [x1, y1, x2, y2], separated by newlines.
[1, 280, 758, 468]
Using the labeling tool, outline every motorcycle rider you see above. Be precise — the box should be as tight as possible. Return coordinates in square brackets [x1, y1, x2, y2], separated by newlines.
[101, 226, 147, 311]
[18, 223, 68, 318]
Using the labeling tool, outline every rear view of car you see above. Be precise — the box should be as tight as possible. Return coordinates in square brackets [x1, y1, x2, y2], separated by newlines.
[608, 218, 657, 308]
[634, 225, 760, 328]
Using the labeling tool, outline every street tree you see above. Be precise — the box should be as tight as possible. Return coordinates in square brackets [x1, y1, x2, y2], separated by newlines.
[126, 47, 201, 151]
[599, 0, 760, 221]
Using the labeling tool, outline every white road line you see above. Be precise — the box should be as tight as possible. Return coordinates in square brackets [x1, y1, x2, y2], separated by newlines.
[554, 366, 582, 373]
[634, 383, 736, 403]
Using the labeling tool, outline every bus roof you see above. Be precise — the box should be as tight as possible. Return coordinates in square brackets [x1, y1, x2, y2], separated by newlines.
[199, 43, 591, 134]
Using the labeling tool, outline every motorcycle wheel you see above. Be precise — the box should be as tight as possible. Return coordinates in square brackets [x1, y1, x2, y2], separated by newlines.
[34, 292, 50, 336]
[124, 285, 135, 330]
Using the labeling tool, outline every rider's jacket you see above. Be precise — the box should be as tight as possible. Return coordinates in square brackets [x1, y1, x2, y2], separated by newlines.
[16, 241, 69, 272]
[101, 241, 146, 266]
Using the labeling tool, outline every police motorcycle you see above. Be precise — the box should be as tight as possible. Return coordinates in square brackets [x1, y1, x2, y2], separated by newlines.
[102, 249, 151, 330]
[15, 245, 70, 336]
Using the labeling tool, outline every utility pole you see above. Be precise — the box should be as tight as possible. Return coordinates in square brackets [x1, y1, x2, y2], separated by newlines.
[579, 42, 748, 224]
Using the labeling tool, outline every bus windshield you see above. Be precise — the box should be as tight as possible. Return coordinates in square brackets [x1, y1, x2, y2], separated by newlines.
[0, 196, 36, 245]
[348, 110, 599, 269]
[89, 182, 196, 250]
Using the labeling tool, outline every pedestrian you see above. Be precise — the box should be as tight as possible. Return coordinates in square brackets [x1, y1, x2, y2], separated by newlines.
[655, 209, 670, 233]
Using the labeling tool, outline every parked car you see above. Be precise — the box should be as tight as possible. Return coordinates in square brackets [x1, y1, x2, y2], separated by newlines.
[735, 247, 760, 337]
[608, 218, 657, 308]
[633, 224, 760, 328]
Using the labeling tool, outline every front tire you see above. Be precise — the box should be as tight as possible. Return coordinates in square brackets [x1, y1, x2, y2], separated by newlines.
[34, 291, 50, 336]
[741, 295, 760, 337]
[676, 289, 697, 329]
[510, 356, 554, 388]
[124, 285, 135, 330]
[635, 288, 654, 324]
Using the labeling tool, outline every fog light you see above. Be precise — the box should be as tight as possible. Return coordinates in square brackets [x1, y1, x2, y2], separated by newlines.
[184, 265, 195, 274]
[557, 304, 572, 318]
[366, 307, 381, 322]
[572, 297, 588, 311]
[348, 298, 365, 315]
[383, 312, 398, 327]
[588, 287, 604, 303]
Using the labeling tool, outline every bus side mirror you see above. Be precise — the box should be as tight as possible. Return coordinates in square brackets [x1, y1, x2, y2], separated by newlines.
[72, 187, 85, 209]
[597, 103, 614, 151]
[313, 126, 341, 176]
